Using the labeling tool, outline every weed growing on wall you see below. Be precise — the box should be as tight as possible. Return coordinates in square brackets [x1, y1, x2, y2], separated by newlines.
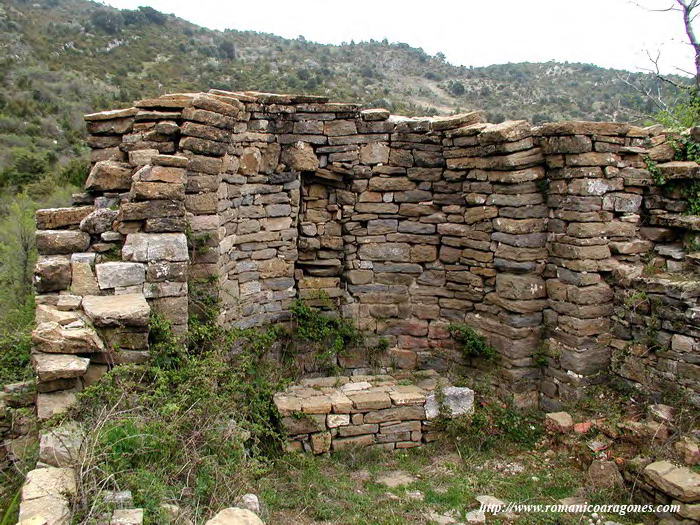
[447, 323, 496, 361]
[289, 296, 362, 369]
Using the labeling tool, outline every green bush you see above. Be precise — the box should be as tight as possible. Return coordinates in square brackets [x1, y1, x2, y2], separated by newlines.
[440, 401, 543, 452]
[0, 148, 49, 188]
[72, 313, 291, 522]
[448, 323, 496, 360]
[289, 297, 362, 367]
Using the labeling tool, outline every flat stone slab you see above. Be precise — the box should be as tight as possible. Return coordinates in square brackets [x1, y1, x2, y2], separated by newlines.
[33, 353, 90, 382]
[32, 322, 104, 354]
[22, 467, 76, 501]
[204, 507, 264, 525]
[110, 508, 144, 525]
[644, 461, 700, 503]
[82, 294, 150, 327]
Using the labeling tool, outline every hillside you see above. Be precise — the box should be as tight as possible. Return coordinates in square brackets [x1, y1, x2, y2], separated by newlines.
[0, 0, 690, 174]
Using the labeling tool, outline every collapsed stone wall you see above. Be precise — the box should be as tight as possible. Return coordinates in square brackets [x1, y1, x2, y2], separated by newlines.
[31, 89, 700, 417]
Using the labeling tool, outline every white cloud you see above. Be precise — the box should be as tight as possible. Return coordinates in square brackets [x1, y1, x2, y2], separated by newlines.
[101, 0, 696, 75]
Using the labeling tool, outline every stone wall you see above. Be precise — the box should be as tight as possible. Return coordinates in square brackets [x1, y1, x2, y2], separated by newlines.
[31, 89, 700, 413]
[273, 371, 473, 453]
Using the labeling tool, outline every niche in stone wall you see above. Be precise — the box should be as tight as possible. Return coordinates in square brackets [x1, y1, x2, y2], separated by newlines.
[296, 171, 346, 309]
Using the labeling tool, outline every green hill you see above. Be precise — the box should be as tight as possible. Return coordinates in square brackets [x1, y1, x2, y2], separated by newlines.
[0, 0, 690, 173]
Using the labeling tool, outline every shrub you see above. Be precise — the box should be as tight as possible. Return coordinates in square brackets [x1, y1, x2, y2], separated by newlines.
[89, 9, 124, 34]
[448, 80, 465, 96]
[0, 148, 49, 188]
[71, 314, 291, 522]
[439, 400, 543, 452]
[289, 297, 362, 368]
[448, 323, 496, 360]
[138, 6, 167, 25]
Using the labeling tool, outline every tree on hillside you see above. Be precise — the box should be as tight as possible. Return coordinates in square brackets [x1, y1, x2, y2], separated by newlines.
[624, 0, 700, 127]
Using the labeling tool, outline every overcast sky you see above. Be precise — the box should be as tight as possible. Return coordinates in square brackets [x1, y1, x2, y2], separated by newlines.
[101, 0, 696, 76]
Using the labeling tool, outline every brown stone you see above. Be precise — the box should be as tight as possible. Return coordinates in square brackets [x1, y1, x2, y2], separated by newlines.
[36, 207, 94, 230]
[36, 231, 90, 255]
[85, 161, 132, 191]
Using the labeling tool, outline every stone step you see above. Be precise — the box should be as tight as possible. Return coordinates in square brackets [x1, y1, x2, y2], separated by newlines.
[32, 353, 89, 382]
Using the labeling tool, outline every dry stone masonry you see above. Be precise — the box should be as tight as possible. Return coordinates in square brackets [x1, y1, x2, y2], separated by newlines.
[273, 370, 473, 453]
[29, 89, 700, 421]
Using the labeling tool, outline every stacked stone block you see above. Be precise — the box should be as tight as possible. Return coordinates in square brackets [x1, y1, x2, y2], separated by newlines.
[445, 120, 548, 407]
[273, 370, 473, 453]
[31, 89, 700, 411]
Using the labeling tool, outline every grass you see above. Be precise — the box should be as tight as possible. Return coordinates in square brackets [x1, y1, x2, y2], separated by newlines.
[21, 300, 676, 525]
[254, 441, 645, 524]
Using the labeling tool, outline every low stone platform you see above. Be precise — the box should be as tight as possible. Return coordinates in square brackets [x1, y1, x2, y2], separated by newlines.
[273, 370, 474, 454]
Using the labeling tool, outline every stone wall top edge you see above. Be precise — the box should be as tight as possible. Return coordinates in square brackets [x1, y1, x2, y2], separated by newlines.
[82, 89, 668, 139]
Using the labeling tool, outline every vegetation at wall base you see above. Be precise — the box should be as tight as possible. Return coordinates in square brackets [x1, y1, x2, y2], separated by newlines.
[447, 323, 496, 361]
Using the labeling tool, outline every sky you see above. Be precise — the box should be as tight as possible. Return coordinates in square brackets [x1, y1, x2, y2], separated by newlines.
[101, 0, 697, 76]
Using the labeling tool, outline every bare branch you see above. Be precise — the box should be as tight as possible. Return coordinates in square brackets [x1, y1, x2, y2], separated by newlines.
[675, 0, 700, 87]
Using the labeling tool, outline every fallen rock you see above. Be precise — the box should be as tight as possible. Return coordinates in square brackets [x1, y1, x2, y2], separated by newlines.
[235, 494, 261, 515]
[204, 507, 264, 525]
[425, 386, 474, 419]
[375, 470, 417, 488]
[476, 495, 505, 510]
[545, 411, 574, 433]
[587, 460, 624, 489]
[465, 509, 486, 524]
[619, 419, 669, 442]
[104, 491, 134, 509]
[574, 421, 593, 434]
[110, 508, 144, 525]
[648, 404, 675, 424]
[424, 511, 457, 525]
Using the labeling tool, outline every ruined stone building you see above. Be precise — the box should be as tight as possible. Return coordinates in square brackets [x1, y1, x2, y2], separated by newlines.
[31, 89, 700, 420]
